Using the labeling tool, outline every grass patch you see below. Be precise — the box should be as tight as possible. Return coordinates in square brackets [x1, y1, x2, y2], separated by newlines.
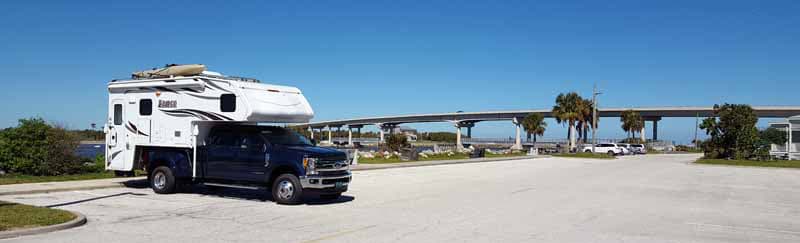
[358, 157, 406, 164]
[419, 153, 470, 161]
[0, 172, 115, 185]
[358, 152, 472, 164]
[695, 159, 800, 169]
[0, 170, 147, 186]
[485, 152, 528, 158]
[0, 201, 75, 231]
[553, 152, 615, 159]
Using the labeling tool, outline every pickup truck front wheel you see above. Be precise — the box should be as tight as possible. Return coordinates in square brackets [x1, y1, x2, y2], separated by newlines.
[150, 166, 176, 194]
[272, 174, 303, 205]
[607, 151, 615, 156]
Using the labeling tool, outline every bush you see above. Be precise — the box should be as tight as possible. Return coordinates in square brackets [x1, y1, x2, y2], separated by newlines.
[83, 154, 106, 173]
[0, 118, 87, 176]
[699, 104, 760, 160]
[418, 132, 457, 142]
[383, 133, 410, 152]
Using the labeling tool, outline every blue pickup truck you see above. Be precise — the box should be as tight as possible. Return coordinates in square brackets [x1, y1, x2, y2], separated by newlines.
[144, 125, 351, 204]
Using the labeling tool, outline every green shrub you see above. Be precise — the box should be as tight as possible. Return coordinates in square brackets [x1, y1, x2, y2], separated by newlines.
[83, 154, 106, 173]
[418, 132, 457, 142]
[383, 133, 410, 152]
[699, 104, 760, 160]
[0, 118, 86, 176]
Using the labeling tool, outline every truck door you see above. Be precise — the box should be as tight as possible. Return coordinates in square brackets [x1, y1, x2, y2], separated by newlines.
[205, 131, 239, 180]
[237, 134, 269, 182]
[106, 100, 127, 170]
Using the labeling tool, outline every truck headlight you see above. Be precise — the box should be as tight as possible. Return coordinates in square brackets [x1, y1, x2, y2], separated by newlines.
[303, 157, 318, 175]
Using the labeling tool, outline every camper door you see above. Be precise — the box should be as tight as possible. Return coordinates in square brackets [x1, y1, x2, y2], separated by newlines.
[106, 99, 127, 170]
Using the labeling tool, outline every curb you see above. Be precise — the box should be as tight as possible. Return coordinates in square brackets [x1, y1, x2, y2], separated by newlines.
[0, 210, 87, 239]
[0, 184, 126, 197]
[0, 177, 146, 196]
[352, 155, 544, 171]
[688, 161, 800, 171]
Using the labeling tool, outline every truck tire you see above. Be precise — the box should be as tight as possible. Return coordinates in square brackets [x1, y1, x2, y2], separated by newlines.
[607, 151, 615, 156]
[272, 173, 303, 205]
[584, 149, 591, 153]
[150, 166, 177, 194]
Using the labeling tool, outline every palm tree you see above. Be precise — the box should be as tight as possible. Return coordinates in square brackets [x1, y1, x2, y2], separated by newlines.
[576, 98, 594, 144]
[552, 92, 585, 150]
[620, 109, 644, 141]
[522, 113, 547, 145]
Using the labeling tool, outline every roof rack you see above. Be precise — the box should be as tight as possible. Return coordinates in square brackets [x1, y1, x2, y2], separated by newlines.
[198, 73, 261, 83]
[122, 73, 261, 83]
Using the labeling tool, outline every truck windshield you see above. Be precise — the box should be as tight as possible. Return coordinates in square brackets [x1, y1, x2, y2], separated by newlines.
[260, 127, 313, 146]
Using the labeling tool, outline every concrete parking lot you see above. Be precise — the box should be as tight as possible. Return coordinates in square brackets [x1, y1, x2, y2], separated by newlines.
[3, 154, 800, 243]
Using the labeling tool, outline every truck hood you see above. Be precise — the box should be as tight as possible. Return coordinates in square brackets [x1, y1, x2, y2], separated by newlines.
[281, 145, 346, 160]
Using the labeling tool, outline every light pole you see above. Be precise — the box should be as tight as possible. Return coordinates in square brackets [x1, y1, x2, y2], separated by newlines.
[592, 84, 602, 153]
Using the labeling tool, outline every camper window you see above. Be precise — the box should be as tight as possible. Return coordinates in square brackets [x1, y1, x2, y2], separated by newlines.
[140, 99, 153, 116]
[221, 94, 236, 112]
[113, 104, 123, 125]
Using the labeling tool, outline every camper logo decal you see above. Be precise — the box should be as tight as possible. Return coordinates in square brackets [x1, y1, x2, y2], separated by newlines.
[158, 100, 177, 108]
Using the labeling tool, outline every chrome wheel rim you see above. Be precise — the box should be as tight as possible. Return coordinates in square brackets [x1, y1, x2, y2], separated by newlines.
[154, 172, 166, 189]
[277, 180, 295, 200]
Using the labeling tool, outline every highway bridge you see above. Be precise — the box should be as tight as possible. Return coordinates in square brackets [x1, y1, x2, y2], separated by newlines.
[300, 106, 800, 149]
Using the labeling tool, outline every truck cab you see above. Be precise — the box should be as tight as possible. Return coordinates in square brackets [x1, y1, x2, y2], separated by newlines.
[146, 124, 351, 204]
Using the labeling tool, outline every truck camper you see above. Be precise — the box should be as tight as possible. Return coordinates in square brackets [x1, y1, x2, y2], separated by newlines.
[105, 64, 350, 204]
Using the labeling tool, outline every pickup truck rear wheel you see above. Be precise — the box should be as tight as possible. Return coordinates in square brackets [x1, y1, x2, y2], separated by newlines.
[272, 174, 303, 205]
[150, 166, 176, 194]
[607, 151, 615, 156]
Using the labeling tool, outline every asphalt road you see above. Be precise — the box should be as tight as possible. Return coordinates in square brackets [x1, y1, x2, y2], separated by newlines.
[3, 154, 800, 243]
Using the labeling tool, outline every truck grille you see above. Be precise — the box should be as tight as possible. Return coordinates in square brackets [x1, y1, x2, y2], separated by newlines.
[318, 170, 350, 177]
[316, 159, 349, 170]
[322, 177, 351, 185]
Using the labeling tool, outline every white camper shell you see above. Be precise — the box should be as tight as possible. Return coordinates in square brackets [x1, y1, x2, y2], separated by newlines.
[105, 71, 314, 172]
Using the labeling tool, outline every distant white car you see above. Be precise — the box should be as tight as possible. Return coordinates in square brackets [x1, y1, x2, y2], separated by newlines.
[617, 143, 635, 155]
[629, 144, 647, 154]
[582, 143, 624, 156]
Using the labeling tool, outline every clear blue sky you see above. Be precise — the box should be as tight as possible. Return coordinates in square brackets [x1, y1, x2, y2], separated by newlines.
[2, 0, 799, 143]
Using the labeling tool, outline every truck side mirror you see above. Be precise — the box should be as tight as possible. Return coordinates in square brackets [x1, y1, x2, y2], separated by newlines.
[311, 139, 317, 146]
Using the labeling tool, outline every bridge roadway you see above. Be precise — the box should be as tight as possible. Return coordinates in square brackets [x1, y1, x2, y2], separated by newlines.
[299, 106, 800, 149]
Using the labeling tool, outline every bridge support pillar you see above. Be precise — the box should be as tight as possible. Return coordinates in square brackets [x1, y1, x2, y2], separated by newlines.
[377, 123, 396, 144]
[642, 117, 662, 142]
[653, 119, 659, 141]
[640, 124, 646, 143]
[454, 121, 475, 152]
[455, 124, 462, 151]
[327, 126, 332, 144]
[347, 125, 363, 147]
[348, 128, 353, 147]
[512, 117, 523, 150]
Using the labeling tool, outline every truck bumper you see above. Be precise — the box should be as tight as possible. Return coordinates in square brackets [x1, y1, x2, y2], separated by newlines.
[300, 173, 351, 193]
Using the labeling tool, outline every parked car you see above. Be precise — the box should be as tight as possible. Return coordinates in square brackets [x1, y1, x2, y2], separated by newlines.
[582, 143, 624, 156]
[629, 144, 647, 154]
[617, 143, 634, 155]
